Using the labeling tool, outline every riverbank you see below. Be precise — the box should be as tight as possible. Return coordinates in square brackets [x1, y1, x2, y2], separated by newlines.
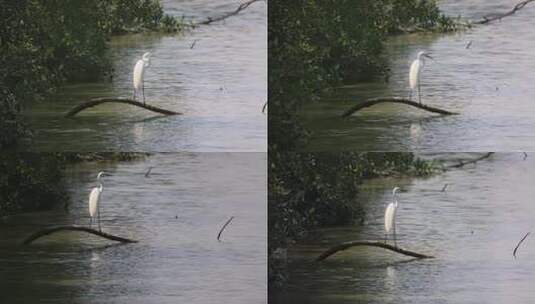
[0, 153, 146, 217]
[0, 1, 183, 149]
[268, 0, 456, 151]
[268, 152, 438, 288]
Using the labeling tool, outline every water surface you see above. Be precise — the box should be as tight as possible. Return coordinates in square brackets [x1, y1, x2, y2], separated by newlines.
[303, 1, 535, 151]
[24, 1, 267, 152]
[0, 153, 267, 303]
[271, 152, 535, 303]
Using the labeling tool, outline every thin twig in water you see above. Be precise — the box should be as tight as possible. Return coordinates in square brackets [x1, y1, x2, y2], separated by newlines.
[190, 39, 198, 49]
[465, 40, 473, 49]
[513, 232, 530, 259]
[523, 152, 528, 160]
[145, 167, 153, 178]
[262, 101, 267, 113]
[441, 184, 449, 192]
[217, 216, 234, 241]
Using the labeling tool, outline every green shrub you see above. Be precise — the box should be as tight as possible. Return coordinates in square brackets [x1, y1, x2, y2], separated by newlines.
[0, 153, 68, 216]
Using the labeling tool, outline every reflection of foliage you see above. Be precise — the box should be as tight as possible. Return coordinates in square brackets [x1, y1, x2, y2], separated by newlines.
[268, 152, 435, 286]
[0, 1, 181, 149]
[268, 0, 454, 151]
[0, 153, 67, 216]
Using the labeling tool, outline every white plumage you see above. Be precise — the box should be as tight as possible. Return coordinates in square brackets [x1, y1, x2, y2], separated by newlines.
[409, 51, 432, 104]
[384, 201, 397, 233]
[384, 187, 400, 247]
[88, 171, 105, 231]
[409, 59, 422, 91]
[88, 186, 102, 219]
[133, 52, 151, 104]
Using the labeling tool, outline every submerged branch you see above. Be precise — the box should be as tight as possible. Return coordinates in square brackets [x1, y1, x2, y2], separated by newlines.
[472, 0, 535, 25]
[316, 240, 434, 261]
[445, 152, 494, 169]
[21, 225, 138, 245]
[341, 97, 458, 118]
[195, 0, 263, 26]
[65, 98, 181, 117]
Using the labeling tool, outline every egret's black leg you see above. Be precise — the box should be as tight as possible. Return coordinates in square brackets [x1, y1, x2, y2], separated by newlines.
[89, 217, 92, 228]
[418, 81, 422, 104]
[385, 233, 388, 244]
[97, 205, 101, 232]
[133, 89, 136, 101]
[142, 83, 145, 105]
[393, 222, 397, 248]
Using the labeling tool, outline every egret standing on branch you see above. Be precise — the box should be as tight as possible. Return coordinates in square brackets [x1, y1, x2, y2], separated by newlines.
[133, 52, 151, 105]
[89, 171, 106, 232]
[384, 187, 400, 247]
[409, 51, 433, 104]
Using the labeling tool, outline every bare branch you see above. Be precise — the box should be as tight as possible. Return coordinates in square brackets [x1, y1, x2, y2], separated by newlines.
[316, 240, 434, 261]
[195, 0, 263, 26]
[446, 152, 494, 169]
[21, 225, 138, 245]
[65, 98, 181, 117]
[217, 216, 235, 241]
[472, 0, 535, 25]
[341, 97, 458, 118]
[513, 232, 530, 259]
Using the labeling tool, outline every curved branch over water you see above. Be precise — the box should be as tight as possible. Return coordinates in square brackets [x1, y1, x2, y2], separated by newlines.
[472, 0, 535, 24]
[316, 240, 434, 261]
[21, 225, 138, 245]
[195, 0, 263, 26]
[341, 97, 458, 118]
[65, 98, 181, 117]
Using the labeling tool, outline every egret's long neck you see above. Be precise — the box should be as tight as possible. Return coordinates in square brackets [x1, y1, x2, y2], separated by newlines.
[97, 176, 103, 191]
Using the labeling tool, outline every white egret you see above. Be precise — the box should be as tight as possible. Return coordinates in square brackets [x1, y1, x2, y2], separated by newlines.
[384, 187, 400, 247]
[133, 52, 151, 104]
[88, 171, 106, 232]
[409, 51, 433, 104]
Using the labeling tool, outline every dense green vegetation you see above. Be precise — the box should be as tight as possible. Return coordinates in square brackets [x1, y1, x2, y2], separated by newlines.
[268, 152, 436, 286]
[0, 153, 68, 216]
[0, 0, 182, 148]
[0, 152, 145, 217]
[268, 0, 453, 287]
[268, 0, 455, 150]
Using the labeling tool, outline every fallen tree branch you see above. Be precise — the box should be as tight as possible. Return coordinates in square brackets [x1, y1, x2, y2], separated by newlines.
[445, 152, 494, 169]
[316, 240, 434, 261]
[195, 0, 263, 26]
[21, 225, 138, 245]
[472, 0, 535, 25]
[217, 216, 234, 241]
[341, 97, 458, 118]
[513, 232, 530, 259]
[65, 98, 181, 117]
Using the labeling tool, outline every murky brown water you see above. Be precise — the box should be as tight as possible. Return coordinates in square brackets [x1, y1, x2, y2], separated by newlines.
[23, 1, 266, 152]
[0, 153, 267, 303]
